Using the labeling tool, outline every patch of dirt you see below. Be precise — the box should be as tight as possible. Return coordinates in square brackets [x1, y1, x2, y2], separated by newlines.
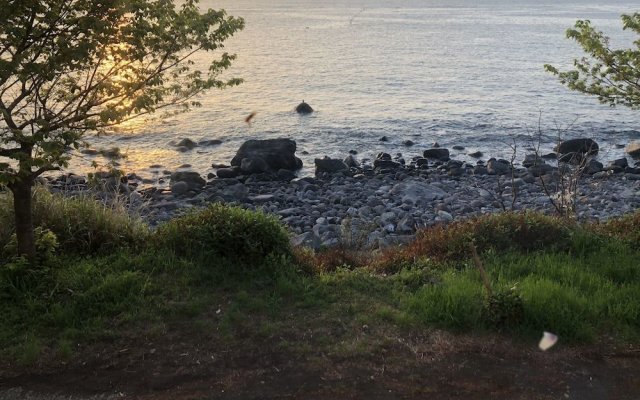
[1, 328, 639, 400]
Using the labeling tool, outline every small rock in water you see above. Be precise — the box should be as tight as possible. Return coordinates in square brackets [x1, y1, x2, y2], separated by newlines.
[379, 136, 389, 142]
[403, 140, 415, 146]
[175, 138, 198, 150]
[295, 101, 314, 114]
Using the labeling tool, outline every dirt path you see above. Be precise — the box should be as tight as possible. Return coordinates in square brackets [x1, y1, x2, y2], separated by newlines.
[2, 332, 639, 399]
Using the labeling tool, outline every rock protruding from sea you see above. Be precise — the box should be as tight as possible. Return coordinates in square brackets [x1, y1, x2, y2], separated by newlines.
[230, 138, 303, 173]
[423, 148, 450, 161]
[295, 101, 314, 114]
[556, 138, 599, 158]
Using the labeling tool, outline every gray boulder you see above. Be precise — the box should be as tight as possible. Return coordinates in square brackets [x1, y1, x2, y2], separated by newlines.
[170, 171, 205, 192]
[241, 157, 269, 174]
[170, 181, 190, 195]
[315, 157, 348, 174]
[230, 138, 303, 172]
[487, 158, 511, 175]
[222, 183, 248, 201]
[390, 179, 447, 205]
[216, 167, 240, 179]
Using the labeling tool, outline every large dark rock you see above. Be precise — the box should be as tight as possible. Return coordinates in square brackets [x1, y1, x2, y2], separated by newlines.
[585, 160, 604, 175]
[423, 148, 450, 161]
[609, 158, 629, 169]
[216, 167, 240, 179]
[241, 157, 269, 174]
[556, 138, 599, 156]
[295, 101, 314, 114]
[373, 159, 401, 169]
[343, 154, 360, 168]
[315, 157, 348, 174]
[230, 138, 303, 173]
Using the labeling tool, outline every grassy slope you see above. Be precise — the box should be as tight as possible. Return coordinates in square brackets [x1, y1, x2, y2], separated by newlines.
[0, 191, 639, 368]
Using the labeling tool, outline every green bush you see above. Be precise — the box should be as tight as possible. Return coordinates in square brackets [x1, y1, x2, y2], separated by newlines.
[589, 211, 640, 250]
[0, 188, 149, 257]
[482, 287, 524, 331]
[154, 203, 291, 269]
[374, 212, 575, 272]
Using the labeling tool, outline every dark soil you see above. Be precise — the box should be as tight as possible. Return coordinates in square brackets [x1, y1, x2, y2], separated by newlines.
[2, 328, 639, 400]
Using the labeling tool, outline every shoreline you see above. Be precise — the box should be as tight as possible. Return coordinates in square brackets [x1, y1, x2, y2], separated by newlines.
[43, 147, 640, 250]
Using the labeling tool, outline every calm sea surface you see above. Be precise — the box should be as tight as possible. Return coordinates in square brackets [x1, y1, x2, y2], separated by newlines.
[82, 0, 640, 178]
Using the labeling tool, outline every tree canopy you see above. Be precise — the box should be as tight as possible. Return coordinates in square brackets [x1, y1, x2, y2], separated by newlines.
[545, 13, 640, 109]
[0, 0, 243, 258]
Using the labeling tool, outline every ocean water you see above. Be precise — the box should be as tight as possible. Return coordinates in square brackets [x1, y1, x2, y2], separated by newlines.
[81, 0, 640, 179]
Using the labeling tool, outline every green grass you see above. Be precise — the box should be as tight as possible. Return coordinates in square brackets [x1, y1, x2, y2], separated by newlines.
[1, 199, 640, 365]
[0, 187, 149, 257]
[153, 203, 292, 273]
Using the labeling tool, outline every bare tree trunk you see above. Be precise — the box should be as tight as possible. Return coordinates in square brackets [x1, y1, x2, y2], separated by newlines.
[8, 180, 35, 261]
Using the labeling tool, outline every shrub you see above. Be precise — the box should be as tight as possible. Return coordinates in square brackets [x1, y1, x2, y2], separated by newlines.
[154, 203, 291, 269]
[374, 212, 575, 272]
[0, 188, 149, 258]
[292, 246, 370, 274]
[482, 287, 524, 331]
[589, 211, 640, 250]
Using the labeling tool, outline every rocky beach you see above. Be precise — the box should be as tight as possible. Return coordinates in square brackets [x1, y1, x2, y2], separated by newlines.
[44, 138, 640, 250]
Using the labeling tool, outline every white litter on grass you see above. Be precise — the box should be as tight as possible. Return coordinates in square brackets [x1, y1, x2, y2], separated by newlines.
[539, 331, 558, 351]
